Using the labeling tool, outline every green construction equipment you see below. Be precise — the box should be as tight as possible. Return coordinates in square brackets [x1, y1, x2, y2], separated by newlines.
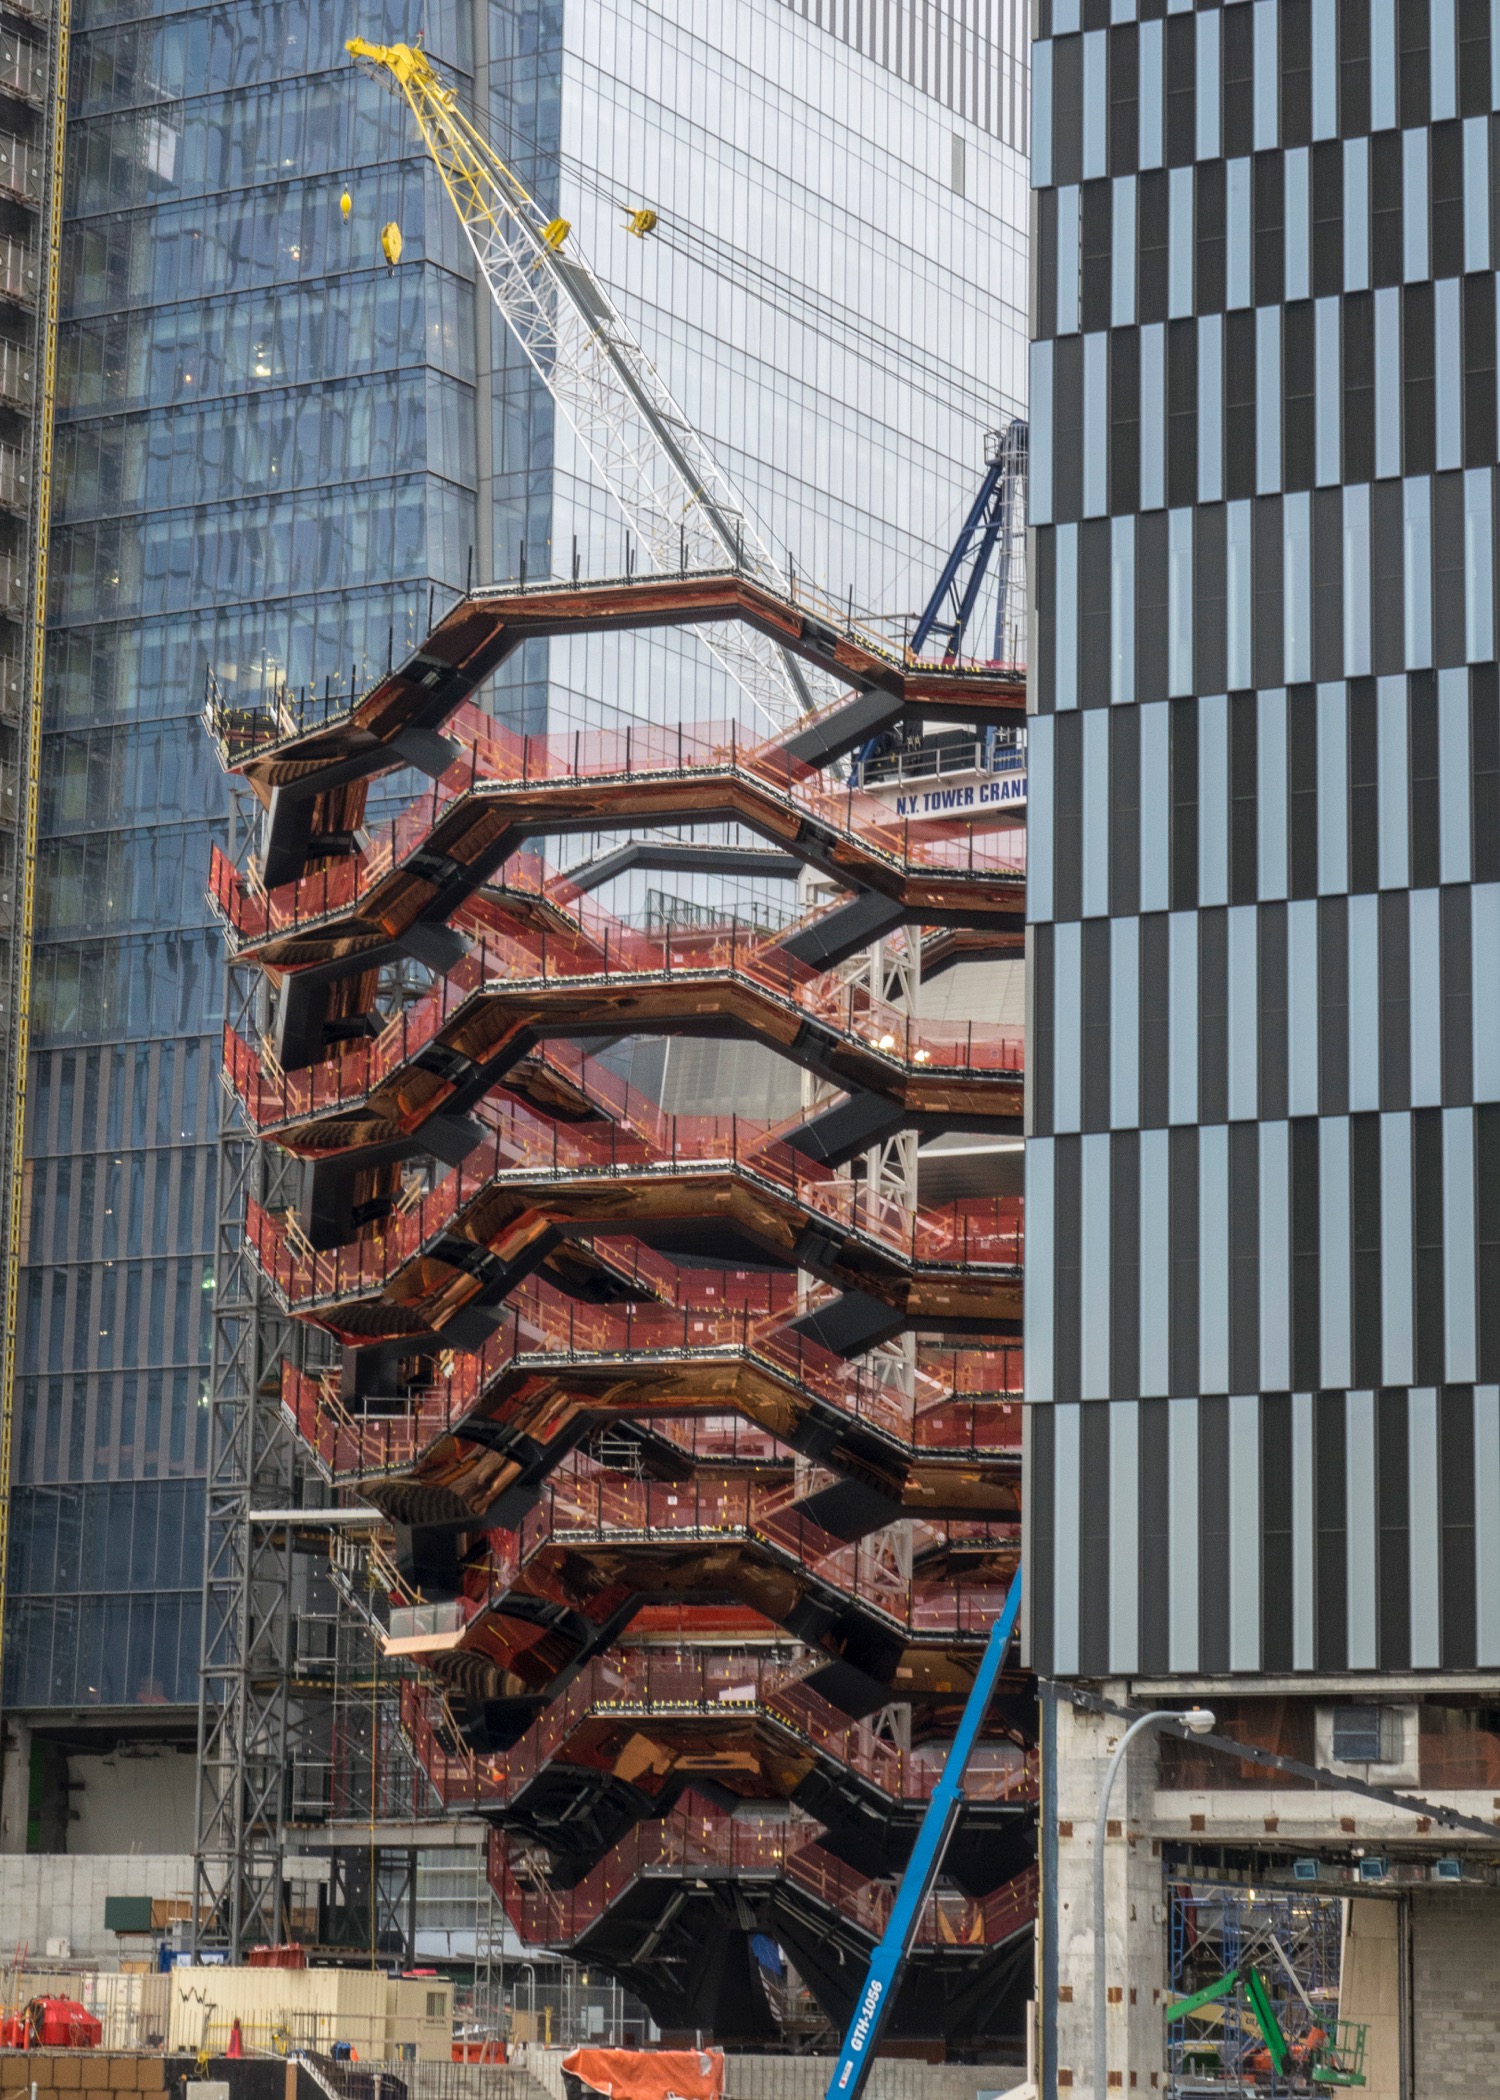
[1165, 1964, 1367, 2088]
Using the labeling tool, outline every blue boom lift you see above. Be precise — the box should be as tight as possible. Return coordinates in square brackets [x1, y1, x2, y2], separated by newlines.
[822, 1572, 1024, 2100]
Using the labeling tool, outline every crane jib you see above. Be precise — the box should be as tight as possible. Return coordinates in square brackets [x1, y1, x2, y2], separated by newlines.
[349, 38, 829, 725]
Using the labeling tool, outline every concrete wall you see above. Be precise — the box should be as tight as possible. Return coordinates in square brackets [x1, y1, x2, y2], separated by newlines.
[0, 1733, 196, 1859]
[1, 1721, 30, 1853]
[0, 1853, 194, 1959]
[66, 1750, 196, 1857]
[724, 2059, 1025, 2100]
[1409, 1885, 1500, 2097]
[1047, 1695, 1169, 2100]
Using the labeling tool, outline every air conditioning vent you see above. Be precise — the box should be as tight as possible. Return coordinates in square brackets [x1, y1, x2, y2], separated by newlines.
[1332, 1704, 1403, 1764]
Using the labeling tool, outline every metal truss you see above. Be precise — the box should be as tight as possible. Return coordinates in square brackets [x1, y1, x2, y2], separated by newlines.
[848, 928, 921, 1227]
[347, 37, 830, 728]
[192, 774, 307, 1957]
[910, 417, 1029, 668]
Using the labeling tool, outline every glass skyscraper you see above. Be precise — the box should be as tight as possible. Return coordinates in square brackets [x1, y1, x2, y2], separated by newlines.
[6, 0, 479, 1727]
[5, 0, 1028, 1843]
[486, 0, 1031, 740]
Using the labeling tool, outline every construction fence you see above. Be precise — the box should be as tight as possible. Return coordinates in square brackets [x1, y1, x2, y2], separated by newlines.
[512, 2052, 1026, 2100]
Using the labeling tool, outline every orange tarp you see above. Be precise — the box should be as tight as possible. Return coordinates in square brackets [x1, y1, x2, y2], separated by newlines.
[562, 2049, 725, 2100]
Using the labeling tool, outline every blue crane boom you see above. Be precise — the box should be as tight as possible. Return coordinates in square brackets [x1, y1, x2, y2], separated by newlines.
[822, 1571, 1025, 2100]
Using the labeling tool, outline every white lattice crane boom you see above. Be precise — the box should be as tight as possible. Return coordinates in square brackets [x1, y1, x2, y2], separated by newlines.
[347, 36, 817, 725]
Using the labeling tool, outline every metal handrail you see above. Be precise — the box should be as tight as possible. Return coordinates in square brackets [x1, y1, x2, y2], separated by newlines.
[207, 701, 1027, 951]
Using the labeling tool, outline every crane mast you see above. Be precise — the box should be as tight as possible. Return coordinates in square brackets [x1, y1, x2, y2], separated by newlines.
[347, 37, 817, 725]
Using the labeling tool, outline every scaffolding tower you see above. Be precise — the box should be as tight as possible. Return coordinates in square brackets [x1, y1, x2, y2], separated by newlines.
[1166, 1881, 1345, 2099]
[192, 767, 308, 1957]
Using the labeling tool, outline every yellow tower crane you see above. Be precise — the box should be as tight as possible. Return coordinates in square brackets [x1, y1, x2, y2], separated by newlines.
[346, 37, 821, 726]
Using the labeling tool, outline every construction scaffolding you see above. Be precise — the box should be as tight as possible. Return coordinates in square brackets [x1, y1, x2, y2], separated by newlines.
[191, 770, 305, 1957]
[1166, 1882, 1345, 2099]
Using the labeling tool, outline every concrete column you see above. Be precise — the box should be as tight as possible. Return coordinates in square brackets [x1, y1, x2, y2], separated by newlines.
[0, 1719, 30, 1854]
[1338, 1899, 1402, 2100]
[1050, 1692, 1169, 2098]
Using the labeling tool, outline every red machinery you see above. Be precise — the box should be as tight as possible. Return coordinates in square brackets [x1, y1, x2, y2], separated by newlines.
[2, 1997, 103, 2048]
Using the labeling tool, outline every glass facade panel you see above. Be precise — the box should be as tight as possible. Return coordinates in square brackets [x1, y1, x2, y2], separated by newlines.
[488, 0, 1028, 734]
[6, 0, 477, 1711]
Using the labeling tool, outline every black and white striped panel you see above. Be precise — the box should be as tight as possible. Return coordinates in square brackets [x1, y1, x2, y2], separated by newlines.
[1032, 500, 1500, 706]
[1027, 677, 1500, 919]
[1027, 1386, 1500, 1676]
[1032, 0, 1500, 182]
[1026, 0, 1500, 1693]
[777, 0, 1030, 149]
[1032, 304, 1500, 525]
[1025, 1113, 1500, 1402]
[1029, 891, 1500, 1133]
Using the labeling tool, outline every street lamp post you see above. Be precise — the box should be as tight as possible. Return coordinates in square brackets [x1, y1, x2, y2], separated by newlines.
[1093, 1706, 1216, 2100]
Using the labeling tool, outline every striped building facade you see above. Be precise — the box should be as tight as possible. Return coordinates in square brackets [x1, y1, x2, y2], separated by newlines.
[1024, 0, 1500, 1678]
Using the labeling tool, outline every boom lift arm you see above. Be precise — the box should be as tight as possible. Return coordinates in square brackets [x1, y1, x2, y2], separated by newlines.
[1166, 1964, 1295, 2077]
[1166, 1964, 1368, 2087]
[824, 1572, 1024, 2100]
[346, 37, 816, 727]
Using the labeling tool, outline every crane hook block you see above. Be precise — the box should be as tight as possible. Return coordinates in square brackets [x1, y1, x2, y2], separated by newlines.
[380, 221, 403, 266]
[339, 189, 353, 220]
[624, 208, 658, 238]
[540, 217, 571, 250]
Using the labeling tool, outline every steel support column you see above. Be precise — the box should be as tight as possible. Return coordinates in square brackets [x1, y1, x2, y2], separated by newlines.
[192, 768, 302, 1957]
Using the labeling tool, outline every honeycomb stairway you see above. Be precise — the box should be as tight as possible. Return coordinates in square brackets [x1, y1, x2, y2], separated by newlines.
[208, 577, 1032, 2048]
[278, 1266, 1022, 1537]
[487, 1804, 1038, 2046]
[378, 1454, 1019, 1737]
[396, 1660, 1035, 1891]
[217, 888, 1025, 1160]
[239, 1097, 1024, 1359]
[208, 694, 1026, 1069]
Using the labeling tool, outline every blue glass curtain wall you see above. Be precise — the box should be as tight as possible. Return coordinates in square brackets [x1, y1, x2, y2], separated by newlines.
[5, 0, 478, 1710]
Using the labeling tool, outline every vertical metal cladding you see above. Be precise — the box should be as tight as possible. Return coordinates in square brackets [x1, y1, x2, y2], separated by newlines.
[1026, 0, 1500, 1677]
[774, 0, 1031, 150]
[208, 575, 1036, 2047]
